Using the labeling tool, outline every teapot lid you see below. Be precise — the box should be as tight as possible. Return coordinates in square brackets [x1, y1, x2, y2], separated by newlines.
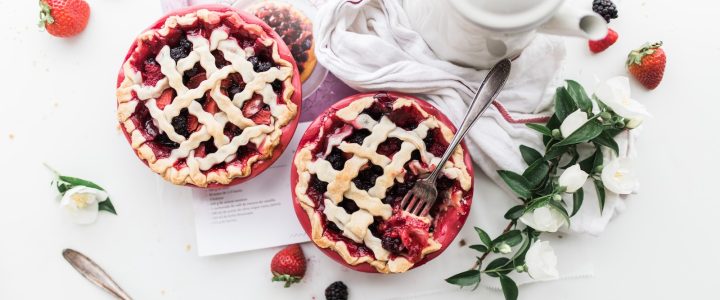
[449, 0, 564, 33]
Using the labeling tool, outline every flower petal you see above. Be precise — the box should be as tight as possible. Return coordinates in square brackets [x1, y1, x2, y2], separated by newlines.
[62, 202, 100, 225]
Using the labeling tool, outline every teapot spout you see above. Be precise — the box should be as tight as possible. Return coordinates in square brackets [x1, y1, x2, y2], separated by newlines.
[539, 3, 607, 40]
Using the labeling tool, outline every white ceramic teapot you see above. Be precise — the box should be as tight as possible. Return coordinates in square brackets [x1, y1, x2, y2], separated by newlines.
[402, 0, 607, 69]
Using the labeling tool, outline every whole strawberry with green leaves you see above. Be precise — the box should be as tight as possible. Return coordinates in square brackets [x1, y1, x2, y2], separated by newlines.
[626, 42, 666, 90]
[38, 0, 90, 38]
[270, 244, 306, 287]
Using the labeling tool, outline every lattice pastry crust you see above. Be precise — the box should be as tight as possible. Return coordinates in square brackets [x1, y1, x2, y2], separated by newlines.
[116, 8, 298, 187]
[294, 95, 472, 273]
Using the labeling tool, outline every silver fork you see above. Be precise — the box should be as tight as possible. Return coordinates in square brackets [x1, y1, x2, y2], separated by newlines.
[401, 59, 512, 217]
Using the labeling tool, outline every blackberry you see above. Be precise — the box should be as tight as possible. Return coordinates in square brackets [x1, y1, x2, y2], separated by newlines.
[154, 133, 179, 148]
[248, 56, 273, 72]
[271, 79, 283, 93]
[324, 281, 348, 300]
[171, 108, 191, 138]
[170, 36, 192, 61]
[381, 236, 404, 254]
[352, 164, 383, 190]
[338, 198, 359, 214]
[228, 83, 245, 98]
[326, 148, 347, 171]
[592, 0, 618, 22]
[344, 129, 371, 145]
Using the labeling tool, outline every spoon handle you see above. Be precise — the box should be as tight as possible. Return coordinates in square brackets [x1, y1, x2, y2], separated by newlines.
[427, 58, 512, 182]
[62, 249, 133, 300]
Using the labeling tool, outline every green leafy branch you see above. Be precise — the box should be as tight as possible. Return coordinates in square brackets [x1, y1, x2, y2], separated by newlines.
[446, 79, 638, 299]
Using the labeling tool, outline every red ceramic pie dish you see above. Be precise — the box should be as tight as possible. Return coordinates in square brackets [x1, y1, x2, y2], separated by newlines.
[116, 5, 302, 188]
[291, 92, 474, 273]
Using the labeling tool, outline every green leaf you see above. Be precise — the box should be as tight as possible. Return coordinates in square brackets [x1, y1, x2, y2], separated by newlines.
[499, 275, 519, 300]
[566, 80, 593, 112]
[445, 269, 481, 286]
[497, 170, 532, 199]
[571, 188, 584, 217]
[560, 148, 580, 169]
[469, 244, 488, 253]
[56, 181, 72, 194]
[554, 87, 577, 122]
[526, 123, 552, 136]
[519, 145, 543, 165]
[522, 160, 550, 188]
[58, 176, 106, 191]
[579, 148, 599, 173]
[485, 257, 511, 277]
[98, 199, 117, 215]
[504, 205, 525, 220]
[593, 131, 619, 156]
[554, 118, 603, 147]
[594, 179, 606, 213]
[544, 144, 570, 160]
[524, 195, 553, 212]
[511, 232, 531, 264]
[546, 115, 561, 130]
[494, 230, 523, 247]
[475, 227, 493, 247]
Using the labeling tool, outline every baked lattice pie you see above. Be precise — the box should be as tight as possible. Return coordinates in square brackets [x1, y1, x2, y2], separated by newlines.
[292, 92, 473, 273]
[116, 6, 301, 187]
[249, 1, 316, 82]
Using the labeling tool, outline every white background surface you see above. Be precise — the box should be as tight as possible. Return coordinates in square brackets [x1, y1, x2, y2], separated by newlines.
[1, 0, 719, 299]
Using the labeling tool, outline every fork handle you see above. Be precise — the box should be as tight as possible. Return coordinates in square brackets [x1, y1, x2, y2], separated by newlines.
[426, 59, 512, 183]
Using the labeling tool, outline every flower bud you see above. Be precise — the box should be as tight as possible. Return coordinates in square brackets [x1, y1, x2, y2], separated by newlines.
[551, 129, 562, 139]
[552, 194, 562, 201]
[625, 117, 643, 129]
[516, 265, 528, 273]
[599, 111, 612, 120]
[496, 242, 512, 254]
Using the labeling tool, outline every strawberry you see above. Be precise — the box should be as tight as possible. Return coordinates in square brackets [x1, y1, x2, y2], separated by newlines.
[38, 0, 90, 38]
[156, 89, 174, 110]
[186, 73, 207, 89]
[270, 244, 306, 287]
[626, 41, 666, 89]
[588, 28, 618, 53]
[242, 96, 264, 117]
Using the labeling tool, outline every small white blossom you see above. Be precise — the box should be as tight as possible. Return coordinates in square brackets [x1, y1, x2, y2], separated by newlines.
[601, 157, 638, 194]
[558, 164, 588, 193]
[519, 206, 567, 232]
[525, 240, 559, 281]
[560, 110, 589, 138]
[594, 76, 650, 121]
[60, 186, 108, 224]
[496, 243, 512, 254]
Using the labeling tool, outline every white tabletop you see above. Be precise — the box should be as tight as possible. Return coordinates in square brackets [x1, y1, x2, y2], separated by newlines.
[1, 0, 718, 299]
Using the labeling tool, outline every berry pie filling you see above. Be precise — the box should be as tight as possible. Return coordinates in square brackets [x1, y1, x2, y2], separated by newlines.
[116, 8, 298, 187]
[294, 93, 472, 273]
[249, 1, 316, 82]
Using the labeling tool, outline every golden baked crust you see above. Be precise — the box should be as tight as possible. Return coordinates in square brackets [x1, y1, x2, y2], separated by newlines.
[116, 9, 297, 187]
[294, 95, 471, 273]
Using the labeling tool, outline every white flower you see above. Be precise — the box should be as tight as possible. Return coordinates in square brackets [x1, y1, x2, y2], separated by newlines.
[60, 186, 108, 224]
[525, 240, 559, 281]
[594, 76, 650, 120]
[519, 206, 567, 232]
[560, 110, 588, 137]
[601, 157, 638, 194]
[557, 164, 588, 193]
